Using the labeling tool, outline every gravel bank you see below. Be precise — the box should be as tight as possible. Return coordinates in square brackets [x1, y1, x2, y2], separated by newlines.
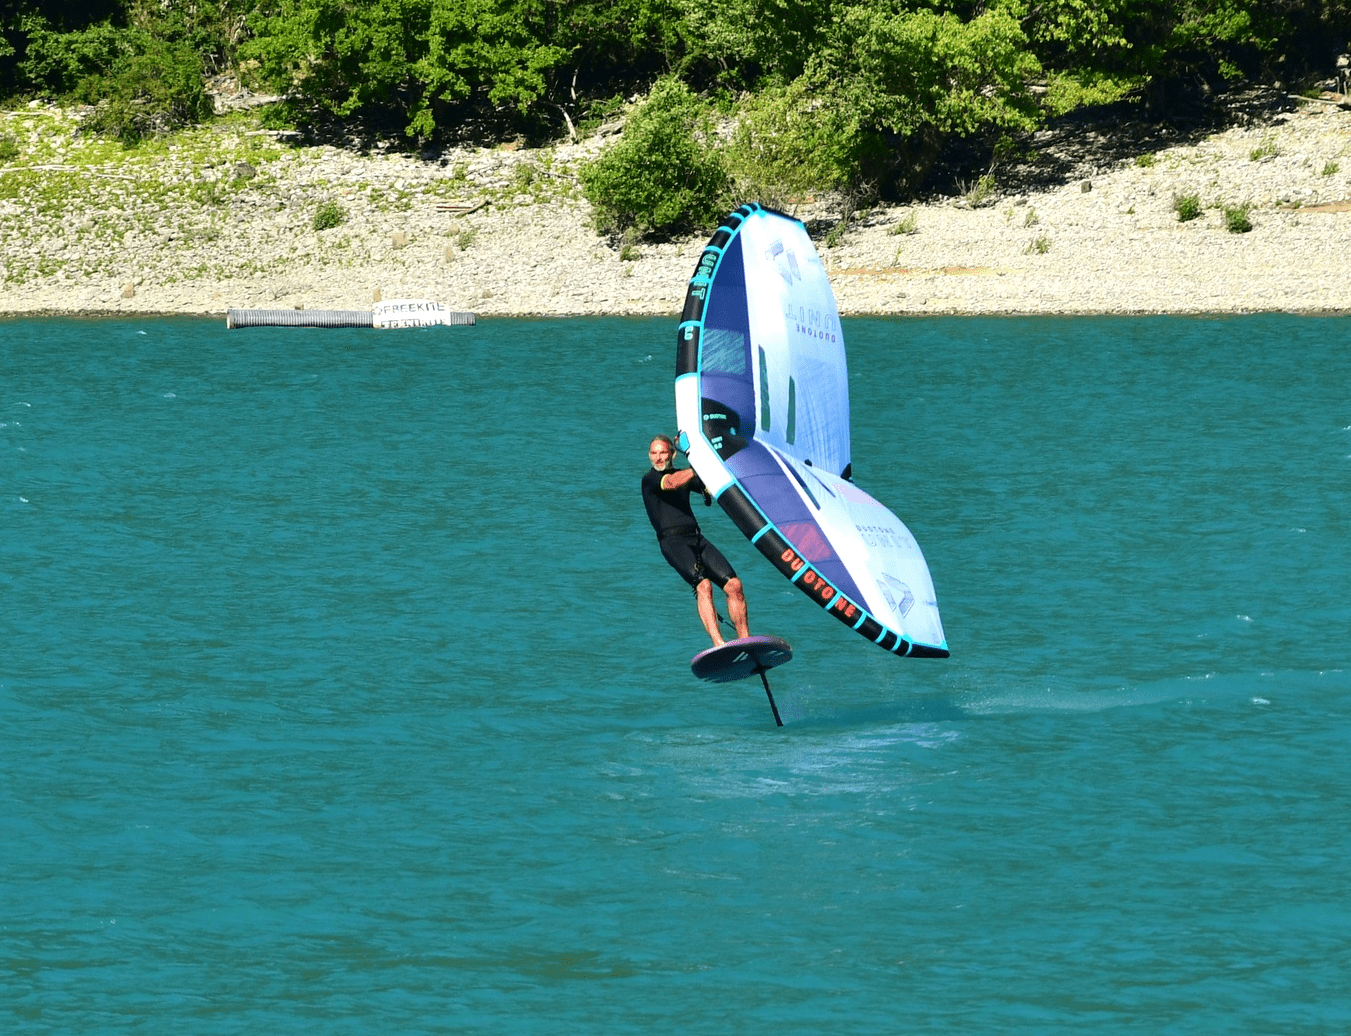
[3, 95, 1350, 320]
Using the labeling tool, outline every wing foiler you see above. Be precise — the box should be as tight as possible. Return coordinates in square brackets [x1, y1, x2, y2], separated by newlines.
[675, 203, 948, 659]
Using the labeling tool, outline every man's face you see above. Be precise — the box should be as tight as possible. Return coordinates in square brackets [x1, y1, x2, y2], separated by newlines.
[648, 440, 673, 471]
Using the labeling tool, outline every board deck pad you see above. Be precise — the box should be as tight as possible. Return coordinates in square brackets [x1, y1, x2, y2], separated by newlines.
[690, 636, 793, 684]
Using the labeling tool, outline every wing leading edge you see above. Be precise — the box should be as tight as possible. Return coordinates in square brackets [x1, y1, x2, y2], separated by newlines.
[675, 203, 947, 659]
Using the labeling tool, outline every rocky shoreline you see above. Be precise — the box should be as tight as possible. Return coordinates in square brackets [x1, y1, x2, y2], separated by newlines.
[3, 93, 1351, 320]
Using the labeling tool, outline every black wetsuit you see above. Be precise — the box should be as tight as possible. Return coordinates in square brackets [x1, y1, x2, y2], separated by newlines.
[641, 466, 737, 589]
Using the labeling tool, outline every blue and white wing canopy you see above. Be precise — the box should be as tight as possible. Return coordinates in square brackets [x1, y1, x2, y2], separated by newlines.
[675, 204, 948, 658]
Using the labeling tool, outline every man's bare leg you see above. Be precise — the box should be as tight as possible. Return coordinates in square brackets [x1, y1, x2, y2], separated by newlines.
[695, 579, 723, 646]
[724, 577, 749, 639]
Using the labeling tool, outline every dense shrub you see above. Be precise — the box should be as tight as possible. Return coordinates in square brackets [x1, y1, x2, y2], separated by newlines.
[16, 18, 125, 94]
[1223, 202, 1253, 233]
[1174, 193, 1203, 222]
[579, 78, 729, 238]
[80, 42, 211, 144]
[724, 79, 889, 208]
[20, 20, 210, 144]
[312, 200, 347, 231]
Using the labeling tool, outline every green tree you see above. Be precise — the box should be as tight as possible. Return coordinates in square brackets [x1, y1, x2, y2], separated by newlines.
[408, 0, 566, 136]
[676, 0, 832, 88]
[134, 0, 253, 75]
[811, 4, 1039, 139]
[533, 0, 690, 137]
[74, 32, 212, 144]
[242, 0, 691, 139]
[1, 1, 121, 93]
[722, 2, 1040, 198]
[12, 4, 211, 142]
[3, 2, 247, 98]
[1025, 0, 1351, 103]
[15, 16, 125, 95]
[243, 0, 432, 125]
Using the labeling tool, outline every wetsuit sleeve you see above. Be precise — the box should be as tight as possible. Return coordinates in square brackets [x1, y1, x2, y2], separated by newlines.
[656, 466, 702, 494]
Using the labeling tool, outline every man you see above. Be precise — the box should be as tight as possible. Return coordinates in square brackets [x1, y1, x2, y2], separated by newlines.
[641, 434, 750, 647]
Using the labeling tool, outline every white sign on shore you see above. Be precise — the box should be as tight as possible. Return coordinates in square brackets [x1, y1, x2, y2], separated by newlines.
[373, 299, 458, 328]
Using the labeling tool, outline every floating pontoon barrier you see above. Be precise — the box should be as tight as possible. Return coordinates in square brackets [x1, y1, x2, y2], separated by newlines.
[227, 308, 373, 329]
[226, 300, 475, 330]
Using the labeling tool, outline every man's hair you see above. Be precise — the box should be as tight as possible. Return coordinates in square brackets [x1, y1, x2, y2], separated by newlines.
[649, 434, 675, 450]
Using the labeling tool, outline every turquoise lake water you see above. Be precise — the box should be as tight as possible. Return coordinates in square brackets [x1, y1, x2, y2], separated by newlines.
[3, 313, 1350, 1033]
